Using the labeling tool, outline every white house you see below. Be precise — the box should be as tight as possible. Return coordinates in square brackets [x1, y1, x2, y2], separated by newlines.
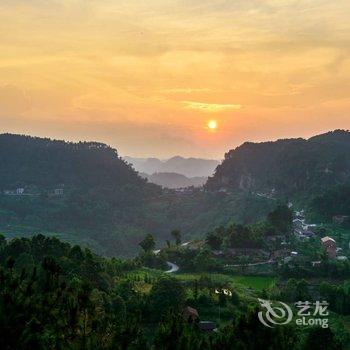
[16, 188, 24, 195]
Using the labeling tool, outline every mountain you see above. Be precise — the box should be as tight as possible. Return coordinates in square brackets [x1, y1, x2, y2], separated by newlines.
[140, 172, 207, 189]
[0, 134, 272, 257]
[0, 133, 161, 256]
[206, 130, 350, 198]
[123, 156, 164, 175]
[0, 134, 155, 192]
[124, 155, 220, 178]
[9, 130, 350, 257]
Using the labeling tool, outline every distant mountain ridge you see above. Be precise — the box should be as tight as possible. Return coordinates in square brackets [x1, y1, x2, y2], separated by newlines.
[140, 172, 207, 189]
[206, 130, 350, 198]
[123, 155, 220, 178]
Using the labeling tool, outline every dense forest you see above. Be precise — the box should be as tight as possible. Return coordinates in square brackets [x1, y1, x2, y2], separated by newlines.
[0, 134, 274, 257]
[0, 134, 164, 256]
[0, 234, 346, 349]
[206, 130, 350, 199]
[1, 132, 350, 258]
[308, 185, 350, 222]
[0, 134, 156, 193]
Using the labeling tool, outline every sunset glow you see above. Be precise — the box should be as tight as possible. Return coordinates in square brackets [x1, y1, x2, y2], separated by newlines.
[0, 1, 350, 158]
[207, 120, 218, 130]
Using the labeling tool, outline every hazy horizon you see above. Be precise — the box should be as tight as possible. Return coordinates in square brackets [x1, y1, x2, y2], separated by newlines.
[1, 128, 347, 160]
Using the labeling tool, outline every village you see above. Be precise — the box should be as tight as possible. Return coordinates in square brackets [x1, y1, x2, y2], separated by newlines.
[154, 202, 350, 283]
[141, 206, 350, 334]
[292, 209, 349, 264]
[1, 186, 64, 196]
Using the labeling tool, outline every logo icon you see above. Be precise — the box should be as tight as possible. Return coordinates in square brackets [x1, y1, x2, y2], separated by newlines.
[258, 299, 293, 328]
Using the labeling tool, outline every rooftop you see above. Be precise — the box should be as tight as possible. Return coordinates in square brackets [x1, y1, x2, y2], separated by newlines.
[321, 236, 335, 243]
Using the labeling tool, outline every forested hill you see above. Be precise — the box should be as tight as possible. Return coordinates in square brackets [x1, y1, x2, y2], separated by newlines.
[0, 134, 163, 256]
[0, 133, 275, 257]
[0, 133, 157, 193]
[206, 130, 350, 198]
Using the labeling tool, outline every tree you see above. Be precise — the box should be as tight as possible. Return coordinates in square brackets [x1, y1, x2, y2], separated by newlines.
[0, 234, 6, 247]
[171, 230, 182, 246]
[295, 279, 311, 301]
[206, 233, 222, 250]
[149, 277, 185, 319]
[139, 234, 155, 253]
[267, 205, 293, 234]
[304, 327, 341, 350]
[193, 249, 219, 272]
[218, 289, 226, 306]
[193, 279, 198, 300]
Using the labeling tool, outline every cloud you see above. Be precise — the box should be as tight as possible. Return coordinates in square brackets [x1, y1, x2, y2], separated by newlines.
[1, 0, 350, 157]
[181, 101, 242, 112]
[160, 88, 212, 94]
[0, 85, 31, 116]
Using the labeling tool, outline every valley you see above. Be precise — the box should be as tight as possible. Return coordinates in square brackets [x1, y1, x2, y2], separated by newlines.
[1, 130, 350, 348]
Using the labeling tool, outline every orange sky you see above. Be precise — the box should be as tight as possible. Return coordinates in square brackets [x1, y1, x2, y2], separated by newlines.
[1, 0, 350, 158]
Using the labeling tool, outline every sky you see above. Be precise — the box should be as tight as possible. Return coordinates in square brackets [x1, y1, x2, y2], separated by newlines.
[0, 0, 350, 159]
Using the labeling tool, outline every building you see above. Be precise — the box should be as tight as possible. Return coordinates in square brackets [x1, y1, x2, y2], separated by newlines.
[212, 250, 224, 256]
[321, 236, 336, 259]
[215, 288, 232, 296]
[337, 256, 348, 261]
[283, 256, 292, 263]
[16, 188, 24, 195]
[304, 224, 317, 230]
[199, 321, 216, 332]
[53, 188, 64, 195]
[173, 187, 194, 196]
[295, 210, 305, 219]
[183, 306, 199, 322]
[218, 187, 228, 193]
[301, 230, 316, 239]
[293, 219, 304, 230]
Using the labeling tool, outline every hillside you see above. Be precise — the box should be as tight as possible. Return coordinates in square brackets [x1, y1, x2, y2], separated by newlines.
[124, 155, 219, 178]
[0, 134, 275, 257]
[206, 130, 350, 199]
[0, 133, 300, 258]
[2, 234, 346, 349]
[0, 134, 162, 256]
[0, 134, 156, 191]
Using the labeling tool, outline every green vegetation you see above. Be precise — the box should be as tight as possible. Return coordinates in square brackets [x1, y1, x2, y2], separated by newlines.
[174, 273, 275, 291]
[0, 133, 277, 257]
[232, 275, 276, 290]
[2, 131, 350, 348]
[206, 130, 350, 199]
[0, 234, 348, 349]
[308, 185, 350, 223]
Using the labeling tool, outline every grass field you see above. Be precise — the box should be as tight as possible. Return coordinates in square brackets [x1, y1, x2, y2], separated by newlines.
[127, 268, 276, 295]
[232, 276, 276, 290]
[174, 272, 276, 291]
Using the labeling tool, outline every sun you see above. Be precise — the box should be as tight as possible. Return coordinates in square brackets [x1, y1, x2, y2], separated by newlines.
[207, 120, 217, 130]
